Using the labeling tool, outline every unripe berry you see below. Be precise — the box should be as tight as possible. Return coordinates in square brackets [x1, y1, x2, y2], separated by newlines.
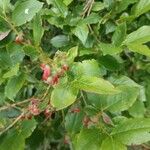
[71, 108, 80, 113]
[31, 98, 39, 105]
[62, 64, 69, 71]
[20, 115, 26, 120]
[28, 104, 40, 116]
[64, 135, 69, 144]
[40, 63, 46, 70]
[57, 68, 65, 77]
[83, 116, 91, 127]
[15, 35, 23, 44]
[102, 113, 113, 125]
[44, 108, 52, 118]
[26, 113, 33, 120]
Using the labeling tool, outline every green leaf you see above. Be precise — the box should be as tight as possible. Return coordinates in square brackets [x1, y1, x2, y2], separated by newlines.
[108, 76, 141, 87]
[72, 60, 101, 77]
[86, 76, 140, 113]
[32, 13, 44, 46]
[92, 2, 106, 12]
[65, 110, 84, 135]
[0, 18, 9, 32]
[5, 73, 26, 100]
[134, 0, 150, 17]
[112, 23, 126, 46]
[23, 45, 39, 61]
[123, 26, 150, 45]
[128, 100, 145, 118]
[99, 43, 122, 55]
[50, 35, 69, 48]
[0, 43, 24, 69]
[82, 13, 100, 24]
[73, 76, 120, 95]
[0, 48, 11, 69]
[12, 0, 43, 26]
[0, 0, 11, 14]
[101, 137, 127, 150]
[98, 55, 121, 71]
[111, 118, 150, 145]
[3, 63, 19, 78]
[63, 0, 73, 6]
[6, 43, 25, 65]
[51, 0, 68, 17]
[0, 119, 37, 150]
[67, 46, 78, 63]
[115, 0, 138, 14]
[128, 44, 150, 57]
[72, 24, 89, 45]
[102, 86, 139, 113]
[73, 129, 104, 150]
[51, 84, 78, 110]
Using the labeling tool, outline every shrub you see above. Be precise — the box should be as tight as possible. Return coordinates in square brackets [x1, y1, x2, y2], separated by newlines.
[0, 0, 150, 149]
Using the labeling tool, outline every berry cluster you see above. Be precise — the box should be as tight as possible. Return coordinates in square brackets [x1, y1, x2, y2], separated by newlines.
[21, 98, 52, 120]
[40, 63, 69, 85]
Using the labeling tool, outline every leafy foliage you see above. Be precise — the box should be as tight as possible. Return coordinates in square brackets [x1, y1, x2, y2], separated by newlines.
[0, 0, 150, 149]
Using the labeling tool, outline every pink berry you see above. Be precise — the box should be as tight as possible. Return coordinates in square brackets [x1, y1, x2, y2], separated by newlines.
[42, 65, 51, 81]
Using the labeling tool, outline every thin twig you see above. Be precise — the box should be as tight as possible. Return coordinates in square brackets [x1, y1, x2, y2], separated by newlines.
[142, 144, 150, 150]
[0, 99, 30, 112]
[87, 0, 94, 16]
[80, 91, 87, 105]
[81, 0, 94, 18]
[41, 85, 51, 100]
[0, 112, 24, 136]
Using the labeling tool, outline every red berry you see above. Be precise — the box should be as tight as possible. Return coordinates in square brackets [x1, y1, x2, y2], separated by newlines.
[51, 75, 59, 85]
[62, 64, 69, 71]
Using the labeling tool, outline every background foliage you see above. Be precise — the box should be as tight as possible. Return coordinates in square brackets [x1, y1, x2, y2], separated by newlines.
[0, 0, 150, 149]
